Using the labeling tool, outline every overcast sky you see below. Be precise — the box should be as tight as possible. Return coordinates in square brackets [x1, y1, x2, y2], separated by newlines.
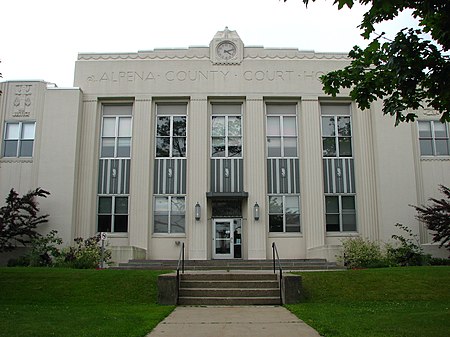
[2, 0, 418, 87]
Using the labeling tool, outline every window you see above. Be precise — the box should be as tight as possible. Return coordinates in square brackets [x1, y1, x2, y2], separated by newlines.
[325, 195, 356, 232]
[156, 104, 187, 158]
[97, 196, 129, 233]
[98, 104, 132, 233]
[266, 104, 297, 158]
[3, 122, 35, 157]
[321, 105, 352, 158]
[418, 121, 450, 156]
[100, 105, 132, 158]
[154, 196, 185, 234]
[211, 104, 242, 158]
[268, 195, 300, 232]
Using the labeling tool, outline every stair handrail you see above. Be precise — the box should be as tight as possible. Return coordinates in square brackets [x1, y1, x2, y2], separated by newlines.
[272, 242, 283, 305]
[176, 242, 185, 304]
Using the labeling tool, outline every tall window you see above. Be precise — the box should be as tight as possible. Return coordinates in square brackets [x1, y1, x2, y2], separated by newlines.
[211, 104, 242, 158]
[154, 196, 185, 234]
[2, 122, 35, 157]
[156, 104, 187, 158]
[321, 104, 356, 233]
[268, 195, 300, 232]
[97, 104, 132, 233]
[418, 120, 450, 156]
[266, 104, 297, 158]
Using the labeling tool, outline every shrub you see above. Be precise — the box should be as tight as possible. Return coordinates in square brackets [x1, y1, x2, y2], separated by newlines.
[339, 237, 388, 269]
[56, 235, 111, 269]
[388, 223, 430, 266]
[7, 255, 30, 267]
[28, 230, 63, 267]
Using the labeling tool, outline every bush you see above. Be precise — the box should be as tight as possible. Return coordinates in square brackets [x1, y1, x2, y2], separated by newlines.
[429, 257, 450, 266]
[56, 235, 111, 269]
[7, 255, 30, 267]
[28, 230, 63, 267]
[388, 223, 430, 266]
[339, 237, 388, 269]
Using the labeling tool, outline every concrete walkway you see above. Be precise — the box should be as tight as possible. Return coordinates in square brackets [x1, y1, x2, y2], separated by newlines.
[146, 306, 322, 337]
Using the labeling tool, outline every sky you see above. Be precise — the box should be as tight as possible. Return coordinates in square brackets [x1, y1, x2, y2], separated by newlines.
[1, 0, 418, 87]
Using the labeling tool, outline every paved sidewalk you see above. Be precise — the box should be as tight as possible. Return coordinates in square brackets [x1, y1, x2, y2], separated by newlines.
[146, 306, 322, 337]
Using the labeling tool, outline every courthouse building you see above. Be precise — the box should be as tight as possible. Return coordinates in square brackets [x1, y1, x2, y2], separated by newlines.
[1, 28, 449, 263]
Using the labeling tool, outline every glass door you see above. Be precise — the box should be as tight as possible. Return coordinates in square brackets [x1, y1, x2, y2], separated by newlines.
[213, 219, 233, 259]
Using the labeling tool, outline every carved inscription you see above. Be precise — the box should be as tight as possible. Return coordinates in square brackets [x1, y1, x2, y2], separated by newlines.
[86, 69, 325, 84]
[12, 85, 32, 117]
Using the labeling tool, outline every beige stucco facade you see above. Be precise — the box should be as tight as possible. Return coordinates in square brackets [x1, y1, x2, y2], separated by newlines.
[1, 29, 449, 264]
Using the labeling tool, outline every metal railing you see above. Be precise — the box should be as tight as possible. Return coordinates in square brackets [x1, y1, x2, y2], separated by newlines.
[176, 242, 185, 304]
[272, 242, 283, 305]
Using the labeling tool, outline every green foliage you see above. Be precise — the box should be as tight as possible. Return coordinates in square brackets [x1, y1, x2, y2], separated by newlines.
[28, 230, 63, 267]
[56, 235, 111, 269]
[413, 185, 450, 254]
[339, 236, 388, 268]
[387, 223, 430, 266]
[292, 0, 450, 124]
[0, 188, 50, 252]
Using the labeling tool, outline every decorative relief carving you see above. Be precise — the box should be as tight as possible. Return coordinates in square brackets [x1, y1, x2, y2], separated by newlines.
[12, 84, 33, 117]
[423, 108, 440, 116]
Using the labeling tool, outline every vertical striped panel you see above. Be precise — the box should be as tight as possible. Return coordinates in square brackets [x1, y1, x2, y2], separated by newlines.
[322, 158, 355, 193]
[98, 159, 131, 194]
[209, 158, 244, 193]
[266, 158, 300, 194]
[153, 158, 186, 194]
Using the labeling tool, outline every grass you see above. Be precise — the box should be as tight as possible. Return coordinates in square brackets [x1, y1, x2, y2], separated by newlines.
[0, 268, 174, 337]
[286, 266, 450, 337]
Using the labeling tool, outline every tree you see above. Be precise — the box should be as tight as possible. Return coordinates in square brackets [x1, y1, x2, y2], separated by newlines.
[413, 185, 450, 253]
[290, 0, 450, 125]
[0, 188, 50, 252]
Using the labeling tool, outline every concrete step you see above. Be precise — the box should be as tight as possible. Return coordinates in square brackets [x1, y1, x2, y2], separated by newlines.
[181, 273, 278, 281]
[180, 280, 278, 288]
[179, 288, 280, 298]
[178, 296, 281, 306]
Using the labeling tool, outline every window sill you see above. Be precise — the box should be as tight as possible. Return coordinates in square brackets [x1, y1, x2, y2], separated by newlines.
[98, 232, 128, 239]
[0, 158, 33, 163]
[268, 232, 303, 238]
[152, 233, 186, 238]
[326, 232, 359, 237]
[420, 156, 450, 161]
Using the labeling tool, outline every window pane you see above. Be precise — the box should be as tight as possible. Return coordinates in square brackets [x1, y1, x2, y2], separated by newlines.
[283, 117, 296, 136]
[5, 123, 19, 139]
[101, 138, 115, 157]
[154, 215, 168, 233]
[114, 215, 128, 232]
[228, 137, 242, 157]
[284, 138, 297, 157]
[285, 214, 301, 232]
[342, 214, 357, 231]
[102, 118, 116, 137]
[118, 117, 132, 137]
[19, 140, 33, 157]
[98, 215, 112, 232]
[285, 196, 299, 214]
[98, 197, 112, 213]
[171, 197, 185, 213]
[419, 139, 433, 155]
[339, 137, 352, 157]
[154, 197, 169, 212]
[156, 137, 170, 157]
[269, 215, 283, 232]
[115, 197, 128, 214]
[212, 117, 225, 136]
[173, 116, 186, 136]
[170, 215, 185, 233]
[212, 137, 225, 157]
[117, 138, 131, 157]
[269, 196, 283, 213]
[325, 196, 339, 213]
[21, 123, 35, 139]
[267, 117, 280, 136]
[323, 138, 336, 157]
[157, 117, 170, 136]
[342, 196, 355, 210]
[172, 137, 186, 157]
[418, 121, 432, 137]
[338, 117, 351, 136]
[434, 122, 448, 138]
[3, 140, 18, 157]
[326, 215, 340, 231]
[267, 137, 281, 157]
[435, 139, 450, 155]
[228, 117, 241, 136]
[322, 117, 335, 136]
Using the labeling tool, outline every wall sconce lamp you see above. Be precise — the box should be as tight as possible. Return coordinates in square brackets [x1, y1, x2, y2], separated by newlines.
[253, 202, 260, 221]
[195, 202, 201, 221]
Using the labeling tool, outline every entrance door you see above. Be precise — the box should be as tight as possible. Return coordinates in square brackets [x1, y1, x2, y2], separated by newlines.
[213, 219, 242, 259]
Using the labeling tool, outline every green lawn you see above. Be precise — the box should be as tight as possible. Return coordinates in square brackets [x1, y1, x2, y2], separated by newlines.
[287, 266, 450, 337]
[0, 268, 174, 337]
